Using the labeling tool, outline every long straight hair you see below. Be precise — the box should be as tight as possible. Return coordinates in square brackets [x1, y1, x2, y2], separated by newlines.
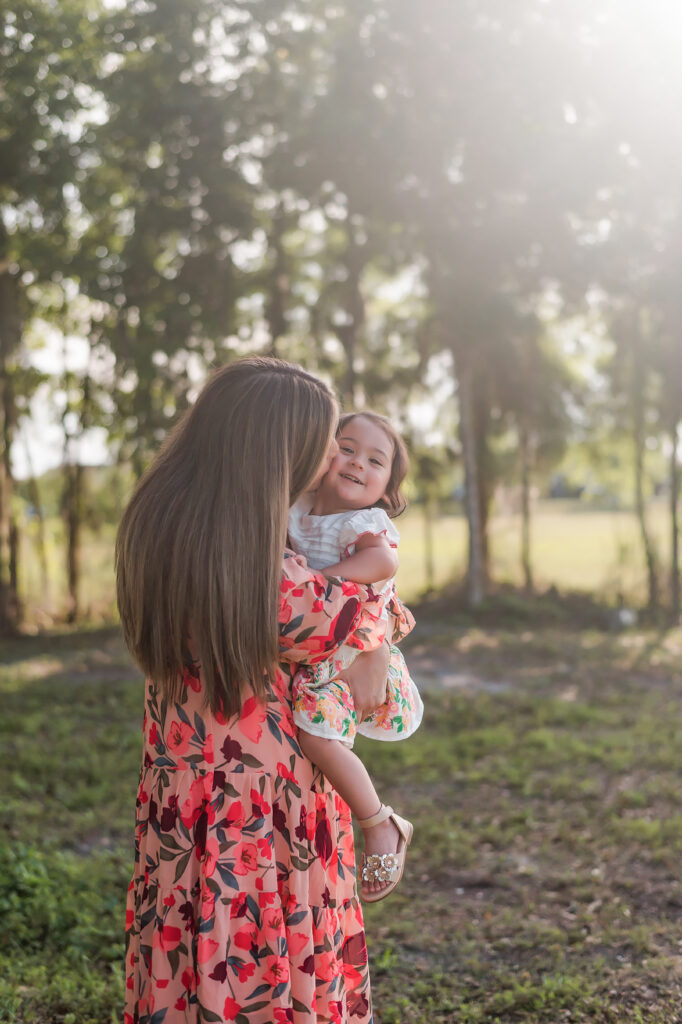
[115, 357, 338, 717]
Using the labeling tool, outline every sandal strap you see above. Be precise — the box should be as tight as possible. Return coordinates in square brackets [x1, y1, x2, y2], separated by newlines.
[357, 804, 393, 831]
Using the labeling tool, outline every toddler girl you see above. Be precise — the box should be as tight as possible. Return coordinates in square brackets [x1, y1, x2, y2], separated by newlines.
[288, 411, 423, 901]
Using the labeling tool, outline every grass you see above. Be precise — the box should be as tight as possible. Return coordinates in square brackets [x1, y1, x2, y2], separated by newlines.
[15, 498, 675, 627]
[0, 629, 137, 1024]
[358, 622, 682, 1023]
[2, 619, 682, 1021]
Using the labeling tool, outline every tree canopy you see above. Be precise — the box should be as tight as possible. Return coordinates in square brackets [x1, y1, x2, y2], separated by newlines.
[2, 0, 682, 628]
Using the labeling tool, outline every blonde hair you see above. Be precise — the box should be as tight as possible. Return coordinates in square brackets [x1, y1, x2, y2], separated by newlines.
[115, 357, 338, 717]
[337, 411, 409, 518]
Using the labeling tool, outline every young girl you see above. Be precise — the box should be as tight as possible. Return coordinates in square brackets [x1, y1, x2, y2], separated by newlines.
[288, 411, 423, 901]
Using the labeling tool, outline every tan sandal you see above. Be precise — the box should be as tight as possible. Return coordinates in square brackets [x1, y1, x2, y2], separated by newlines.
[357, 804, 413, 904]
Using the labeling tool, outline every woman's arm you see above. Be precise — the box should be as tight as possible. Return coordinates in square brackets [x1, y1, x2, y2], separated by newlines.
[278, 552, 414, 721]
[376, 585, 415, 647]
[342, 639, 391, 722]
[278, 550, 386, 665]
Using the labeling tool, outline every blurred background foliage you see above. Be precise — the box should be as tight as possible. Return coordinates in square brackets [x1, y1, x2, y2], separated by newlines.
[2, 0, 682, 631]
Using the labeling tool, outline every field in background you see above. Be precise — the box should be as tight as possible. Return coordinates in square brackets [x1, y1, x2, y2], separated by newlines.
[18, 521, 118, 628]
[16, 499, 672, 627]
[486, 499, 671, 602]
[397, 499, 673, 606]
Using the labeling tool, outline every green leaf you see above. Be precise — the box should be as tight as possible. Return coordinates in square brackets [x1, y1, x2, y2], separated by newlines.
[198, 1006, 223, 1022]
[174, 850, 192, 884]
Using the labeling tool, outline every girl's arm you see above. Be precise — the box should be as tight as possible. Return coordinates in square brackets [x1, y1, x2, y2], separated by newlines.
[322, 532, 398, 585]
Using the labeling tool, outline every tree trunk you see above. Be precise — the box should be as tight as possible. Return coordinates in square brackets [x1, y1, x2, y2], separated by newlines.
[474, 387, 491, 578]
[62, 371, 92, 624]
[337, 324, 356, 408]
[9, 517, 18, 603]
[63, 460, 84, 624]
[423, 497, 435, 593]
[22, 439, 50, 601]
[265, 198, 288, 356]
[520, 421, 533, 592]
[2, 374, 20, 619]
[670, 419, 680, 621]
[335, 219, 366, 407]
[458, 358, 486, 606]
[0, 250, 21, 635]
[631, 342, 658, 609]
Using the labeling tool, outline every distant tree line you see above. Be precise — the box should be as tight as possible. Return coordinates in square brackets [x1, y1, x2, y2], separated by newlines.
[1, 0, 682, 632]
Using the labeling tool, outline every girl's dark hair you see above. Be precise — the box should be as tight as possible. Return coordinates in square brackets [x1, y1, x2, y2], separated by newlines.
[337, 411, 409, 518]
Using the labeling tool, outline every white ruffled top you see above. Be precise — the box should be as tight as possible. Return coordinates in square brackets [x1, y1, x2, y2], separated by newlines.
[288, 493, 400, 578]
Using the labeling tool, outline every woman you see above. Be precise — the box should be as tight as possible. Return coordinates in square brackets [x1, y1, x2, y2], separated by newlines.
[117, 357, 414, 1023]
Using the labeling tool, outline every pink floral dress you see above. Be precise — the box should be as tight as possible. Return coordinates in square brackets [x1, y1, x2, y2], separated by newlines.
[124, 550, 415, 1024]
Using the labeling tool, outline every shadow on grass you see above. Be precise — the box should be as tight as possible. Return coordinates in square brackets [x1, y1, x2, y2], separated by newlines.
[0, 623, 123, 666]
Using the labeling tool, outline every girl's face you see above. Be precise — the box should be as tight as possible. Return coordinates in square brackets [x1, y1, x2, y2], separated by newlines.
[317, 415, 393, 511]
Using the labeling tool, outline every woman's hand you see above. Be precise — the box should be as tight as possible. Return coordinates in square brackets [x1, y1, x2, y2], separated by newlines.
[342, 641, 391, 722]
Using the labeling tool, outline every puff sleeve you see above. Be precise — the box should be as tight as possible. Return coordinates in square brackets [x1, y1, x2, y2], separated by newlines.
[337, 507, 400, 559]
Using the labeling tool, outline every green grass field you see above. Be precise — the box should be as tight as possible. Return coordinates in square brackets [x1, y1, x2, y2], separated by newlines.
[16, 499, 675, 627]
[2, 618, 682, 1022]
[396, 499, 674, 606]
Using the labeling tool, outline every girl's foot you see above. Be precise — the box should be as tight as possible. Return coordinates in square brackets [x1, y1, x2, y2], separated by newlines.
[360, 816, 402, 896]
[357, 804, 413, 902]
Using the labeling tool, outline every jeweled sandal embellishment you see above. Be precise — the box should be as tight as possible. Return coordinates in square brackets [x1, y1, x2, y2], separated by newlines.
[361, 852, 400, 883]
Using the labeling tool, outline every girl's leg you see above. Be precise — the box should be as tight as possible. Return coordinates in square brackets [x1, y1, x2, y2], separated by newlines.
[298, 731, 402, 895]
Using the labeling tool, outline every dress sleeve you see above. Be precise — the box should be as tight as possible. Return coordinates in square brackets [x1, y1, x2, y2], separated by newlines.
[385, 586, 415, 643]
[279, 550, 389, 665]
[338, 507, 400, 558]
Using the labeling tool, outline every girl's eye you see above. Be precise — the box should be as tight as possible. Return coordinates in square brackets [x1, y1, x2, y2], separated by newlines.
[370, 458, 383, 466]
[340, 446, 353, 454]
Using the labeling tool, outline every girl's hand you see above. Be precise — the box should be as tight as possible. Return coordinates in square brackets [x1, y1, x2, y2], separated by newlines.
[342, 641, 391, 722]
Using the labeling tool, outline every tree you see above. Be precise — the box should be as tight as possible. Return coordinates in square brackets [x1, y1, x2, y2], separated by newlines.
[76, 0, 258, 473]
[651, 298, 682, 621]
[246, 0, 626, 603]
[493, 318, 576, 592]
[0, 0, 103, 632]
[606, 306, 660, 609]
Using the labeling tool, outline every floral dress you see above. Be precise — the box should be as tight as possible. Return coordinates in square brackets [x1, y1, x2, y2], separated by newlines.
[287, 497, 423, 748]
[124, 550, 415, 1024]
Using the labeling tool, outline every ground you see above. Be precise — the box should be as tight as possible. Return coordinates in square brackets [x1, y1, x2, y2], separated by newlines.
[365, 619, 682, 1023]
[1, 609, 682, 1023]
